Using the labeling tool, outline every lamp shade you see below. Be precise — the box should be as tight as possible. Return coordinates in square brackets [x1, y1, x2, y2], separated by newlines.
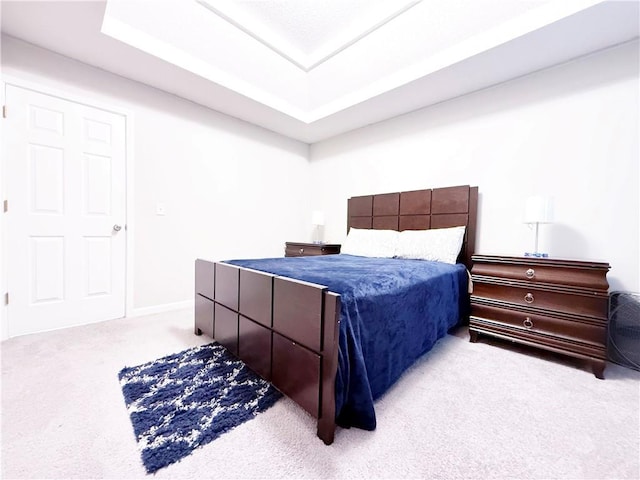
[524, 196, 554, 224]
[311, 210, 325, 226]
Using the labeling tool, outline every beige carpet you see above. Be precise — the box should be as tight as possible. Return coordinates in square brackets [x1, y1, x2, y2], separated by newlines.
[2, 308, 639, 479]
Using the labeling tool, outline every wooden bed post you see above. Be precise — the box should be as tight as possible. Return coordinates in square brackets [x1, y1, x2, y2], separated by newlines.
[317, 292, 341, 445]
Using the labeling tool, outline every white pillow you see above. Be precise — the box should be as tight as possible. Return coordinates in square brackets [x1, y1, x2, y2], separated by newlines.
[396, 226, 466, 264]
[341, 228, 399, 258]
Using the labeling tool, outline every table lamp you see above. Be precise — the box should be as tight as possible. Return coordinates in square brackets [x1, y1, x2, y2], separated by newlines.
[524, 196, 553, 258]
[311, 210, 325, 244]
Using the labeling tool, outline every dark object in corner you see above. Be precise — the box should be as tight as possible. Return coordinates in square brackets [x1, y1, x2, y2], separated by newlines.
[608, 291, 640, 371]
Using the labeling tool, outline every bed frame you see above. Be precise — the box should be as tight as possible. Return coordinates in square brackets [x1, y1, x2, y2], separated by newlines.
[194, 185, 478, 444]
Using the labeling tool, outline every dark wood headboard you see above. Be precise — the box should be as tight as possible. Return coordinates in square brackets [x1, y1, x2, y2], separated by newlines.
[347, 185, 478, 269]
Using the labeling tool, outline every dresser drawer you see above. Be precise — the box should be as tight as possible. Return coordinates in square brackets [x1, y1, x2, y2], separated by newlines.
[285, 245, 318, 257]
[470, 317, 606, 360]
[472, 262, 609, 290]
[471, 303, 606, 347]
[285, 243, 341, 257]
[472, 281, 608, 320]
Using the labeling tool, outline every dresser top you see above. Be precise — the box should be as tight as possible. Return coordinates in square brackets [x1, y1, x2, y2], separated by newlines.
[472, 254, 610, 270]
[286, 242, 342, 248]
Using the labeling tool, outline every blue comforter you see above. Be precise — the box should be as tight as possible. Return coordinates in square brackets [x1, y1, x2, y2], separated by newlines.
[226, 254, 468, 431]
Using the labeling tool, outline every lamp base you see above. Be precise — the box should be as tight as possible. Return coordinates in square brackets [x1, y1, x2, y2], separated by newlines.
[524, 252, 549, 258]
[312, 224, 323, 244]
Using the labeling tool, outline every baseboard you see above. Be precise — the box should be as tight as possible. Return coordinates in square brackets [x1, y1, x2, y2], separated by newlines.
[129, 299, 194, 318]
[0, 300, 195, 341]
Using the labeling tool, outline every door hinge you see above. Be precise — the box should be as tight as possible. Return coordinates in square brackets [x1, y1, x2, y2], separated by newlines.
[2, 105, 6, 118]
[3, 200, 7, 213]
[4, 292, 8, 306]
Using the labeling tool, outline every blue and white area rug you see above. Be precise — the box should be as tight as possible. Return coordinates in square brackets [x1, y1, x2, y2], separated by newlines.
[118, 343, 281, 473]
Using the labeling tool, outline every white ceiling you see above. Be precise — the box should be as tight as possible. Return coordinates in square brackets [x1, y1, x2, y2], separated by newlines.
[196, 0, 423, 70]
[224, 0, 402, 57]
[1, 0, 638, 143]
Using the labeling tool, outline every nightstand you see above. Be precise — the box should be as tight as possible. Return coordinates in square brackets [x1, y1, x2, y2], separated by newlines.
[469, 255, 610, 379]
[285, 242, 341, 257]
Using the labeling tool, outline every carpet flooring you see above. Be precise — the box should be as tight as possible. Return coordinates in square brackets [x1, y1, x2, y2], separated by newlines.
[2, 308, 639, 479]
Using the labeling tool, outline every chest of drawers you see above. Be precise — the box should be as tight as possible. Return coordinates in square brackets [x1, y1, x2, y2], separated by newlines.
[469, 255, 610, 378]
[285, 242, 341, 257]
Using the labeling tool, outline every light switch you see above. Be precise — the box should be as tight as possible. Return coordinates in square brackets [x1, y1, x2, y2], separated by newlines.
[156, 203, 166, 216]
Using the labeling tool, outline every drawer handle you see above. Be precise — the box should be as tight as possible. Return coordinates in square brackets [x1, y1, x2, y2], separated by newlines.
[525, 268, 535, 279]
[523, 317, 534, 329]
[299, 248, 304, 254]
[524, 293, 534, 304]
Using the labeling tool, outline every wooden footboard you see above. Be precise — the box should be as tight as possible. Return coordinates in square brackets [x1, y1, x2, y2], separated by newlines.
[194, 259, 341, 445]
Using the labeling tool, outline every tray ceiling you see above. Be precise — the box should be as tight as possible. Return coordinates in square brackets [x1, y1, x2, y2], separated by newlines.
[1, 0, 638, 143]
[196, 0, 422, 71]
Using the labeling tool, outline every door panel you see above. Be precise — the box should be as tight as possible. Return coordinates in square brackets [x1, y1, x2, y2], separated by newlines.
[83, 153, 112, 216]
[29, 104, 64, 135]
[30, 144, 65, 214]
[30, 236, 65, 303]
[5, 85, 127, 337]
[84, 236, 113, 297]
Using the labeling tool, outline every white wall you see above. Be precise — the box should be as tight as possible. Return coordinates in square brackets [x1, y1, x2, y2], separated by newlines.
[310, 40, 640, 292]
[1, 35, 638, 341]
[1, 36, 310, 317]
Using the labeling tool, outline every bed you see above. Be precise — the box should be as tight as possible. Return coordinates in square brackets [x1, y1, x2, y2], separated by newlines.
[194, 185, 478, 444]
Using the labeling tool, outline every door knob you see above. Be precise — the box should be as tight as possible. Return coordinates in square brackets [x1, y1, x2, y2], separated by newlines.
[113, 224, 122, 232]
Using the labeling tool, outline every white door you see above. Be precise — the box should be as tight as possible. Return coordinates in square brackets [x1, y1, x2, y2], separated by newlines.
[4, 84, 127, 337]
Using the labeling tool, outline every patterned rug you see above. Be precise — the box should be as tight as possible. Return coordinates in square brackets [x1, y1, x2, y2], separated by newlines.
[118, 343, 282, 473]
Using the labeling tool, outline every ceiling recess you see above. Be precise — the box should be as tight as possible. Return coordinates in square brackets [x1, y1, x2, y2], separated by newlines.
[1, 0, 638, 142]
